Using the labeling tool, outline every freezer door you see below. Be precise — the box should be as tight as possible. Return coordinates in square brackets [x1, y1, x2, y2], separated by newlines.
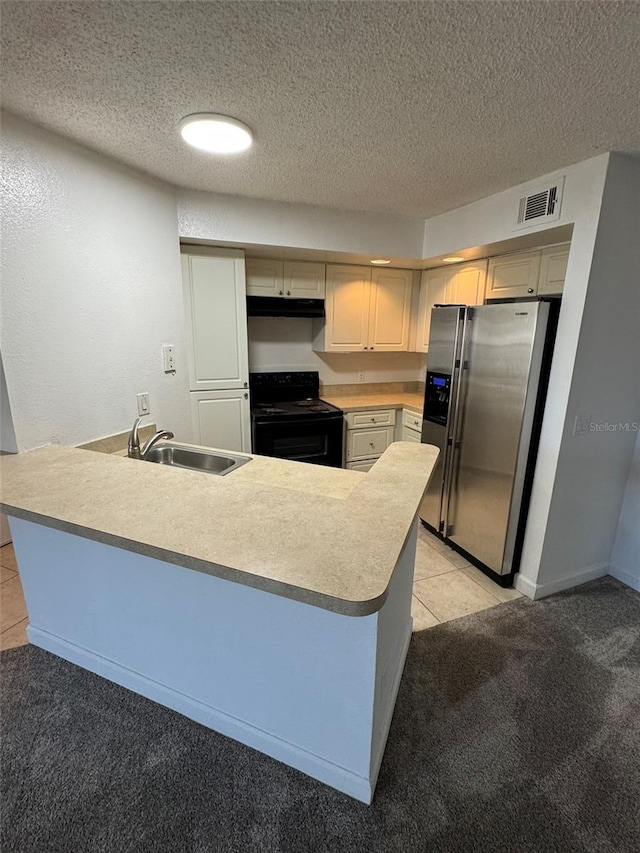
[419, 420, 447, 529]
[427, 306, 465, 374]
[445, 302, 550, 573]
[419, 306, 465, 529]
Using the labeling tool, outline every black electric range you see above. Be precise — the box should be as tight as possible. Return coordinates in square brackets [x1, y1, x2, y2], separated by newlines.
[250, 371, 344, 467]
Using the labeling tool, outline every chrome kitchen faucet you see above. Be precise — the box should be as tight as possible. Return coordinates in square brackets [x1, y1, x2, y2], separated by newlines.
[127, 417, 174, 460]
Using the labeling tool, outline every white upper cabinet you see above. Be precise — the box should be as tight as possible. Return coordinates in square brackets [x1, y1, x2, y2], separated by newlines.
[486, 245, 569, 300]
[538, 245, 569, 295]
[314, 265, 413, 352]
[245, 258, 283, 297]
[368, 267, 413, 351]
[413, 263, 485, 353]
[246, 258, 325, 299]
[283, 260, 326, 298]
[448, 263, 486, 305]
[414, 268, 449, 353]
[319, 265, 371, 351]
[181, 247, 249, 391]
[486, 251, 541, 300]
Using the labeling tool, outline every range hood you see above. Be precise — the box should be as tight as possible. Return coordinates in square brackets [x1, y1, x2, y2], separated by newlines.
[246, 296, 325, 318]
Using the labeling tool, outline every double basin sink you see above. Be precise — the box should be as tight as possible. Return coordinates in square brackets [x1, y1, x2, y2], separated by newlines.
[143, 443, 251, 476]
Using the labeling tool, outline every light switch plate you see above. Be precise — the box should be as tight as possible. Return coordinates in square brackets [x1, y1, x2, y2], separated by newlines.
[162, 344, 176, 374]
[137, 392, 150, 416]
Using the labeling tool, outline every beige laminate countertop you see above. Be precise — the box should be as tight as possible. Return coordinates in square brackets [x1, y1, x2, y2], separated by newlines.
[0, 441, 437, 617]
[322, 391, 424, 414]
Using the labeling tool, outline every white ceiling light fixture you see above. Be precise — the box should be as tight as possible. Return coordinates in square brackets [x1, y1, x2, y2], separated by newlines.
[179, 113, 253, 154]
[370, 258, 391, 265]
[442, 256, 465, 263]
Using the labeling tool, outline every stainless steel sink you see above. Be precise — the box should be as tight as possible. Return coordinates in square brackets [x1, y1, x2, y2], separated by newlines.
[142, 443, 251, 475]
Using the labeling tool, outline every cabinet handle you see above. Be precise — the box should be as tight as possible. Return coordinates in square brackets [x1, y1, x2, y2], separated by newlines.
[527, 288, 534, 294]
[244, 393, 248, 399]
[278, 290, 283, 295]
[369, 442, 375, 447]
[370, 346, 375, 350]
[286, 290, 291, 296]
[370, 417, 376, 422]
[244, 381, 248, 388]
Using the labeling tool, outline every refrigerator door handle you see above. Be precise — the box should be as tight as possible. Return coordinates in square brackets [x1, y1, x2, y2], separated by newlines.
[443, 312, 473, 536]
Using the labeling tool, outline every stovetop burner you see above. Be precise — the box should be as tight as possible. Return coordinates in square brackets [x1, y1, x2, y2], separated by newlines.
[249, 371, 343, 421]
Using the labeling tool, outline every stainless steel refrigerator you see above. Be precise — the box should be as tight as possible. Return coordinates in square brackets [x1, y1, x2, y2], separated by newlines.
[419, 300, 558, 580]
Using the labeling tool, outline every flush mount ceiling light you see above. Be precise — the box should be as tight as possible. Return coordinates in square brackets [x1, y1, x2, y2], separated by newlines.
[179, 113, 253, 154]
[370, 259, 391, 265]
[442, 256, 465, 263]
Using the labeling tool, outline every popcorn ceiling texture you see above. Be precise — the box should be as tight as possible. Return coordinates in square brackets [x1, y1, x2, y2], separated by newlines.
[1, 1, 639, 218]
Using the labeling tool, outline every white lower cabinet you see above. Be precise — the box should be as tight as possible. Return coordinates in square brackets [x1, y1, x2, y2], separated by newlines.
[344, 408, 396, 467]
[190, 390, 251, 453]
[347, 426, 396, 462]
[401, 408, 422, 443]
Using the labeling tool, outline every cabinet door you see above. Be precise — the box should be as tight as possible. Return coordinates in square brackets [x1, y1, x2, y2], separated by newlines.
[346, 425, 395, 461]
[245, 258, 283, 297]
[368, 268, 413, 351]
[190, 389, 251, 453]
[414, 267, 451, 352]
[538, 245, 569, 295]
[346, 408, 396, 429]
[486, 252, 541, 300]
[401, 426, 422, 443]
[284, 261, 326, 299]
[323, 265, 371, 351]
[182, 250, 249, 392]
[450, 262, 487, 306]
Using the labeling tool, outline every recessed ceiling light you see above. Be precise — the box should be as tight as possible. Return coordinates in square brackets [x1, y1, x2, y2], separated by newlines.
[179, 113, 253, 154]
[370, 259, 391, 265]
[442, 256, 465, 263]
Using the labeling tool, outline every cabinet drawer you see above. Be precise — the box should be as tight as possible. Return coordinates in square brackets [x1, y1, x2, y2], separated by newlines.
[402, 409, 422, 431]
[345, 408, 396, 429]
[346, 459, 376, 473]
[346, 425, 395, 461]
[402, 426, 422, 443]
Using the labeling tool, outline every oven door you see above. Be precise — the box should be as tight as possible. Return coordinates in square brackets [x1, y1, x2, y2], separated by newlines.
[252, 415, 344, 467]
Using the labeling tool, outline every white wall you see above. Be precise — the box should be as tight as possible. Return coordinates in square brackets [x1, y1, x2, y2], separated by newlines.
[248, 318, 426, 386]
[177, 189, 425, 260]
[422, 156, 609, 259]
[534, 154, 640, 593]
[610, 431, 640, 592]
[0, 112, 192, 450]
[0, 353, 18, 454]
[0, 353, 17, 544]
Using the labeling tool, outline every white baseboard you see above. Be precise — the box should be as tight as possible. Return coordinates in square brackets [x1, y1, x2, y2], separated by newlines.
[27, 626, 373, 803]
[515, 562, 609, 600]
[369, 625, 412, 793]
[609, 563, 640, 593]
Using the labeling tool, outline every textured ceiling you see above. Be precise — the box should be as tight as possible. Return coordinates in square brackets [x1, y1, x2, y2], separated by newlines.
[2, 1, 639, 219]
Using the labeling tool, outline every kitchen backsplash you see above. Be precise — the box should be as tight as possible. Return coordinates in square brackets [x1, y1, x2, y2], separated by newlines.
[320, 380, 425, 397]
[248, 317, 427, 385]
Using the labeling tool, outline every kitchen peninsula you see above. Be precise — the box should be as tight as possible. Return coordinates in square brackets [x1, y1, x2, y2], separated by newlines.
[0, 440, 438, 803]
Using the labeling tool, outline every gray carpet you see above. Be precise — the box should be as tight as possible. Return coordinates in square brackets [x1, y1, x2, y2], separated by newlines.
[1, 577, 639, 853]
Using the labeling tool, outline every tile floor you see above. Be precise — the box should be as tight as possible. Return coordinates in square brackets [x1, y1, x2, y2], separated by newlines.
[0, 543, 28, 650]
[0, 528, 521, 649]
[411, 524, 521, 631]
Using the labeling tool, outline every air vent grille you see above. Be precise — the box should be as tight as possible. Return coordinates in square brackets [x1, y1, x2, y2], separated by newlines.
[514, 177, 564, 230]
